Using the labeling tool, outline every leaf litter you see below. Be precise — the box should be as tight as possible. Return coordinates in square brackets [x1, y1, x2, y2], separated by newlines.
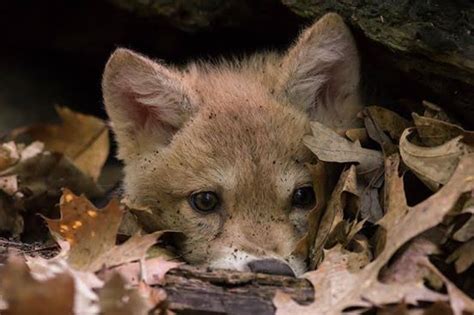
[0, 103, 473, 314]
[0, 107, 178, 314]
[286, 104, 474, 314]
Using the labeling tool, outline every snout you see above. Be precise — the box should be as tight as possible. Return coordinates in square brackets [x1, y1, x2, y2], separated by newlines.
[247, 259, 295, 277]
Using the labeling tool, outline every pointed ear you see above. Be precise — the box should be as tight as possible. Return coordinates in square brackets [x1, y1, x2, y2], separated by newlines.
[102, 48, 197, 160]
[279, 13, 361, 127]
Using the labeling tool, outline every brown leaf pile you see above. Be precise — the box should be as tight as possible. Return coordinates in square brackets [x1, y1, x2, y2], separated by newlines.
[0, 107, 178, 314]
[0, 102, 473, 314]
[1, 189, 179, 314]
[276, 103, 474, 314]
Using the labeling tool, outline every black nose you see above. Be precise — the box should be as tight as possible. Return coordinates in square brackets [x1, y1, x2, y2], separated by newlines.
[247, 259, 295, 277]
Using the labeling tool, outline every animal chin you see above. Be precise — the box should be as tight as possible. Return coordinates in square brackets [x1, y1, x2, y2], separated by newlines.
[207, 248, 307, 276]
[207, 249, 258, 272]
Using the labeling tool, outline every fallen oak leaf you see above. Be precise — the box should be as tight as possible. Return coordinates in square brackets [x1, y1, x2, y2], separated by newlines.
[0, 255, 75, 315]
[275, 245, 446, 315]
[25, 106, 109, 181]
[25, 254, 102, 314]
[400, 128, 473, 191]
[424, 259, 474, 315]
[275, 153, 474, 315]
[303, 121, 383, 175]
[46, 189, 164, 272]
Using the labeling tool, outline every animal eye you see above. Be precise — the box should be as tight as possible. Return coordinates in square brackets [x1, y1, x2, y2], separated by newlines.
[189, 191, 219, 213]
[291, 186, 316, 209]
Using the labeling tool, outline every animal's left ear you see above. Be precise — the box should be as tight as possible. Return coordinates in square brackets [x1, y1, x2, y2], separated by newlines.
[279, 13, 361, 127]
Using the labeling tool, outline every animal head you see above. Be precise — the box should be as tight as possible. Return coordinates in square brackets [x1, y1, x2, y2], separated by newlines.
[102, 13, 361, 276]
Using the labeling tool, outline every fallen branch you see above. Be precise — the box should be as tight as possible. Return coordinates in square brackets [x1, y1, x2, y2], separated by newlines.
[160, 266, 314, 315]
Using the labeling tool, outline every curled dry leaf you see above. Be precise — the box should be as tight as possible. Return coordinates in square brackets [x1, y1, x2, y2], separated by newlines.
[303, 121, 383, 174]
[422, 100, 452, 123]
[400, 128, 473, 191]
[25, 106, 109, 181]
[274, 154, 474, 315]
[413, 113, 474, 147]
[0, 255, 75, 315]
[308, 165, 358, 269]
[46, 189, 164, 272]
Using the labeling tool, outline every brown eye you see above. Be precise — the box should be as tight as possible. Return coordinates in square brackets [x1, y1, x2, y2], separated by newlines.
[292, 186, 316, 209]
[189, 191, 219, 213]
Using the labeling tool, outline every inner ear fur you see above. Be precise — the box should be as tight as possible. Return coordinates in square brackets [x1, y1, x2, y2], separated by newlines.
[102, 48, 197, 160]
[278, 13, 362, 129]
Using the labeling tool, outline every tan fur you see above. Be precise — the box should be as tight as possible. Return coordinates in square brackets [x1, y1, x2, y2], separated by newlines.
[102, 13, 362, 275]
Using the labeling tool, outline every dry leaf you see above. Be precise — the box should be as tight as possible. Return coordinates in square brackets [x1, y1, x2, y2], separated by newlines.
[424, 260, 474, 315]
[1, 151, 102, 199]
[99, 273, 163, 315]
[0, 175, 18, 196]
[46, 189, 164, 272]
[0, 142, 20, 171]
[275, 245, 446, 315]
[26, 106, 109, 181]
[399, 128, 473, 191]
[452, 215, 474, 242]
[303, 121, 383, 174]
[422, 100, 451, 122]
[365, 106, 411, 140]
[363, 108, 398, 155]
[379, 237, 442, 289]
[413, 113, 474, 147]
[308, 165, 358, 269]
[98, 257, 181, 286]
[345, 128, 369, 145]
[25, 255, 102, 314]
[0, 255, 75, 315]
[274, 153, 474, 315]
[446, 239, 474, 273]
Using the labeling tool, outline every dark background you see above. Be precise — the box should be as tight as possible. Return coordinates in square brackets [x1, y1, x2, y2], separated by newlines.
[1, 0, 472, 133]
[0, 0, 304, 131]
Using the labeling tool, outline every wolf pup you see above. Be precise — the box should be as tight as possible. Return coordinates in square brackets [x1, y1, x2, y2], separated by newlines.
[102, 13, 362, 276]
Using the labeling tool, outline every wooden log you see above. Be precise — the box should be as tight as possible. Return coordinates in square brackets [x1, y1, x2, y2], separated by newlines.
[159, 266, 314, 315]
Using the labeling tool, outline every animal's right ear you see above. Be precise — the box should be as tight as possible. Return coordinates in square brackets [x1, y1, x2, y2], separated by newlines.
[102, 48, 197, 161]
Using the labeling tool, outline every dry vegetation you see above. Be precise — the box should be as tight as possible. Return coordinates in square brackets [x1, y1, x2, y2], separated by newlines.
[0, 101, 473, 314]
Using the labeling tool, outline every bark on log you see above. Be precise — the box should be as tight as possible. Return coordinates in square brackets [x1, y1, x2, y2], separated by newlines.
[282, 0, 474, 126]
[159, 266, 314, 315]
